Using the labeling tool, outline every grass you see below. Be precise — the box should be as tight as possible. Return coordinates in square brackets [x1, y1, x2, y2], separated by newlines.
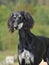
[0, 50, 18, 61]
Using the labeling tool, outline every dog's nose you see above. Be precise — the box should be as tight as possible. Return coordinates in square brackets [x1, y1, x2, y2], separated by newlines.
[15, 26, 18, 29]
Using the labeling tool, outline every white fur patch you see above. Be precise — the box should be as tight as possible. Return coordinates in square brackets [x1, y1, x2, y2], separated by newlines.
[18, 49, 34, 64]
[13, 15, 16, 18]
[18, 23, 23, 29]
[19, 14, 21, 17]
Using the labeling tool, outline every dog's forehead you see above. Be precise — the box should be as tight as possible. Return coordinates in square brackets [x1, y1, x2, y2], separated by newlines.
[13, 12, 21, 17]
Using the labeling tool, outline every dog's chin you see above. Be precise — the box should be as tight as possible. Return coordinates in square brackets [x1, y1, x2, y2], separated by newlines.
[9, 27, 18, 33]
[9, 28, 14, 33]
[14, 26, 18, 30]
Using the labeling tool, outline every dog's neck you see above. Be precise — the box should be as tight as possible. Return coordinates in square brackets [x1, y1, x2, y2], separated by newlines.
[19, 29, 30, 40]
[18, 29, 31, 48]
[18, 29, 34, 50]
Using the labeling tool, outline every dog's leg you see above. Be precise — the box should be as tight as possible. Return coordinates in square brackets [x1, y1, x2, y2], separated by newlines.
[43, 48, 49, 65]
[46, 58, 49, 65]
[46, 48, 49, 65]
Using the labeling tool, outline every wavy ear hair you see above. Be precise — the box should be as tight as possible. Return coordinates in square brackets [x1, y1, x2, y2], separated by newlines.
[23, 12, 34, 30]
[8, 13, 14, 32]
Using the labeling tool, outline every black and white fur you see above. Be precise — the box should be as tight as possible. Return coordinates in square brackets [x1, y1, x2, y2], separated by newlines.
[8, 11, 49, 65]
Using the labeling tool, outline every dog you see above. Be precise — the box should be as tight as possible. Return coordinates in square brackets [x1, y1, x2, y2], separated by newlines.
[8, 11, 49, 65]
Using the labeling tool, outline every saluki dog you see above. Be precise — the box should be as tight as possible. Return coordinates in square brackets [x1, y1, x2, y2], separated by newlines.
[8, 11, 49, 65]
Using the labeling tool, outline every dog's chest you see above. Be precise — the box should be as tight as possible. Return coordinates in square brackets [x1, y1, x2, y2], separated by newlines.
[18, 49, 34, 64]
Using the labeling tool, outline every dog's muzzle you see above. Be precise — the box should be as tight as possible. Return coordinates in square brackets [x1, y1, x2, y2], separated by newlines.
[14, 22, 23, 30]
[18, 49, 34, 65]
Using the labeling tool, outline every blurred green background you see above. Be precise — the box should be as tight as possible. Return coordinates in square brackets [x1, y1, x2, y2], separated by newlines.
[0, 0, 49, 60]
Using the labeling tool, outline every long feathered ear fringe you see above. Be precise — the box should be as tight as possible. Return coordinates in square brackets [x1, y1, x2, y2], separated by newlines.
[8, 14, 14, 33]
[24, 12, 34, 29]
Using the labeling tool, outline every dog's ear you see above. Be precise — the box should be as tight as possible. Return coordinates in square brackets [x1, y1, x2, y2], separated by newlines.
[24, 12, 34, 29]
[8, 14, 14, 33]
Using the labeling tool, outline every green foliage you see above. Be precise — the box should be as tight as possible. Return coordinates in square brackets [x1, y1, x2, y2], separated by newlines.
[14, 3, 34, 15]
[0, 41, 3, 51]
[34, 5, 49, 24]
[32, 24, 49, 37]
[0, 5, 10, 24]
[18, 0, 34, 4]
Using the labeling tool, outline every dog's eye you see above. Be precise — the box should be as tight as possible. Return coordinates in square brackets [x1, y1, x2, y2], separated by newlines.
[19, 17, 21, 19]
[18, 15, 22, 19]
[13, 15, 16, 19]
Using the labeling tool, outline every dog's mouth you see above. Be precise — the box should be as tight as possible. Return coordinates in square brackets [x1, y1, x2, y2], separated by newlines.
[14, 22, 23, 30]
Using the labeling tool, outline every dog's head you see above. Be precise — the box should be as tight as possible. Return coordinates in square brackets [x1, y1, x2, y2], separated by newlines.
[8, 11, 34, 32]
